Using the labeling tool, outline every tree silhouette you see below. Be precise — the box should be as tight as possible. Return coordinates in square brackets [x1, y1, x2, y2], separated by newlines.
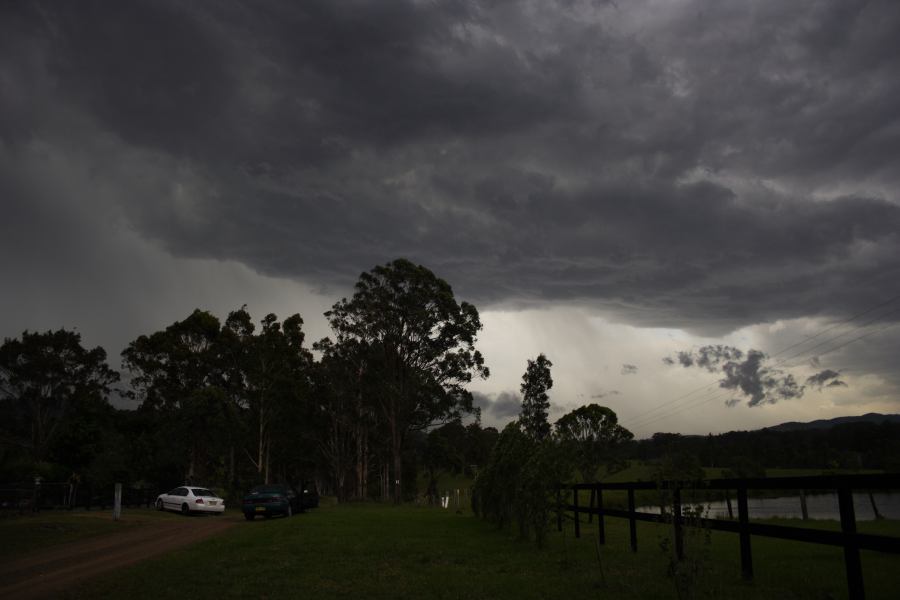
[555, 404, 633, 481]
[324, 258, 488, 502]
[0, 329, 118, 462]
[520, 354, 553, 441]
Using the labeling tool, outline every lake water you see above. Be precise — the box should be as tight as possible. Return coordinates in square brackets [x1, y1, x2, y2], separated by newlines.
[637, 492, 900, 521]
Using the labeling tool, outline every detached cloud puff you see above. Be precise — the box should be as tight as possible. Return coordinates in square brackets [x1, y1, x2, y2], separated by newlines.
[665, 345, 806, 407]
[805, 369, 848, 391]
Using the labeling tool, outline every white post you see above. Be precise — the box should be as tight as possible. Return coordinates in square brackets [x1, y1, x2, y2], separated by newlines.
[113, 483, 122, 521]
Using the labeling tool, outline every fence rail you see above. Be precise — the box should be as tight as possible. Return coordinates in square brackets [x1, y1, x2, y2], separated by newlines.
[558, 473, 900, 600]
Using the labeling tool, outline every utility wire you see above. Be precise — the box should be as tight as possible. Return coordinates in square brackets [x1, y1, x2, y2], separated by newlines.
[628, 316, 900, 432]
[621, 294, 900, 428]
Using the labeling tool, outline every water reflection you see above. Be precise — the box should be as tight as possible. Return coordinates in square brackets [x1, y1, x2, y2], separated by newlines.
[637, 492, 900, 520]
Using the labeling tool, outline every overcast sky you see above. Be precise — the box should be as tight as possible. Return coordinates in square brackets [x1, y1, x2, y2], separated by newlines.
[3, 0, 899, 438]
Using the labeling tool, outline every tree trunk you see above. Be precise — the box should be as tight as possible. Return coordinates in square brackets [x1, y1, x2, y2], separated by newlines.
[228, 446, 235, 490]
[799, 489, 809, 520]
[356, 424, 365, 500]
[257, 403, 266, 481]
[390, 414, 403, 504]
[187, 436, 198, 485]
[264, 438, 271, 484]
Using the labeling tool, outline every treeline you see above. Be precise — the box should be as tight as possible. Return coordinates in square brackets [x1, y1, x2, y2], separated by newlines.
[0, 259, 492, 502]
[473, 355, 633, 547]
[629, 422, 900, 473]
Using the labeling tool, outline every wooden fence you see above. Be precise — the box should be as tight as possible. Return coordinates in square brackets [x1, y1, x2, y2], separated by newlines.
[0, 481, 157, 512]
[559, 473, 900, 600]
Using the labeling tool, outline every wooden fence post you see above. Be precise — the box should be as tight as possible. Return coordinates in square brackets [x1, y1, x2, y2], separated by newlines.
[596, 486, 606, 545]
[573, 487, 581, 539]
[113, 483, 122, 521]
[737, 485, 753, 580]
[628, 487, 638, 552]
[838, 487, 864, 599]
[588, 487, 595, 523]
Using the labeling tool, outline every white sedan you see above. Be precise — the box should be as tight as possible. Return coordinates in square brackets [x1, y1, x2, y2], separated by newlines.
[155, 486, 226, 515]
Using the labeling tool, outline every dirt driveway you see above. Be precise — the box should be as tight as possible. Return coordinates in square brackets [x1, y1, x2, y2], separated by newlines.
[0, 513, 236, 599]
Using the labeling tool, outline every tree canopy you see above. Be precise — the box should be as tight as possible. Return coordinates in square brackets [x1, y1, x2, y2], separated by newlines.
[324, 258, 489, 502]
[0, 329, 118, 463]
[555, 404, 633, 481]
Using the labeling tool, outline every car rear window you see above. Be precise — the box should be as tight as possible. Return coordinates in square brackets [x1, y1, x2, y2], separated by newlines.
[251, 485, 285, 494]
[192, 488, 215, 497]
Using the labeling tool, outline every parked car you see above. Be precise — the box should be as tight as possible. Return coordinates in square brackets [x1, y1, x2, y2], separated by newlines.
[300, 481, 319, 509]
[155, 486, 225, 515]
[242, 484, 301, 520]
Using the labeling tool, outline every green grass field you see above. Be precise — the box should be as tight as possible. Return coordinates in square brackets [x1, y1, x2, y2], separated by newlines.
[50, 503, 900, 600]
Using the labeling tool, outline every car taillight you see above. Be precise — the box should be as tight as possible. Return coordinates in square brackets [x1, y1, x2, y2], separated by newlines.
[195, 498, 204, 504]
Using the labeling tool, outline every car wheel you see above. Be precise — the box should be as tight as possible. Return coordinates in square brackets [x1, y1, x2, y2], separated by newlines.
[244, 513, 254, 521]
[155, 499, 163, 511]
[181, 503, 190, 516]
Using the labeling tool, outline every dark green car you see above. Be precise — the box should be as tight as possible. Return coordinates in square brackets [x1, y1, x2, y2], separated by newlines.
[242, 484, 301, 520]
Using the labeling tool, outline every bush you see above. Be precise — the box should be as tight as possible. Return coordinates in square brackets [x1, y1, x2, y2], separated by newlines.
[472, 422, 572, 548]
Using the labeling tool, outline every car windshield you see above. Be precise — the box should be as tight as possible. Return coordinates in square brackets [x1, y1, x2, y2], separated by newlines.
[250, 485, 285, 494]
[192, 488, 215, 497]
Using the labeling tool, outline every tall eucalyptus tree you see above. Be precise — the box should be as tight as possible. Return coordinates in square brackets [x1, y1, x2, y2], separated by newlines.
[324, 259, 489, 502]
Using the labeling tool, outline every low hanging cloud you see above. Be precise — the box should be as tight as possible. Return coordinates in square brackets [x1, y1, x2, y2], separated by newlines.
[621, 364, 638, 375]
[3, 0, 900, 345]
[805, 369, 848, 391]
[472, 390, 523, 420]
[665, 345, 808, 407]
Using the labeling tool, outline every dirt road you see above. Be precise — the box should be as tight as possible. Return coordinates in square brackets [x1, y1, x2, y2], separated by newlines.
[0, 514, 235, 599]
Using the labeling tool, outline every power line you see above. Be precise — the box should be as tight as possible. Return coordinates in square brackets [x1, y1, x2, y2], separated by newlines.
[622, 293, 900, 428]
[624, 300, 900, 430]
[627, 317, 900, 432]
[620, 269, 900, 431]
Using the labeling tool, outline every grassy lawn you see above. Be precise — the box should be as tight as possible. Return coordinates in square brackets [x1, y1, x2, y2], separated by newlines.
[0, 507, 183, 560]
[61, 504, 900, 599]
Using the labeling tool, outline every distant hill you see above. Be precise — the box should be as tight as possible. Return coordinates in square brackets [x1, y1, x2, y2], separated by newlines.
[765, 413, 900, 432]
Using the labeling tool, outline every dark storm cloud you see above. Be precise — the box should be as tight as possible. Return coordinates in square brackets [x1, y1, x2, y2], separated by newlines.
[667, 346, 807, 407]
[3, 0, 900, 336]
[667, 346, 745, 371]
[472, 391, 522, 421]
[720, 350, 805, 408]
